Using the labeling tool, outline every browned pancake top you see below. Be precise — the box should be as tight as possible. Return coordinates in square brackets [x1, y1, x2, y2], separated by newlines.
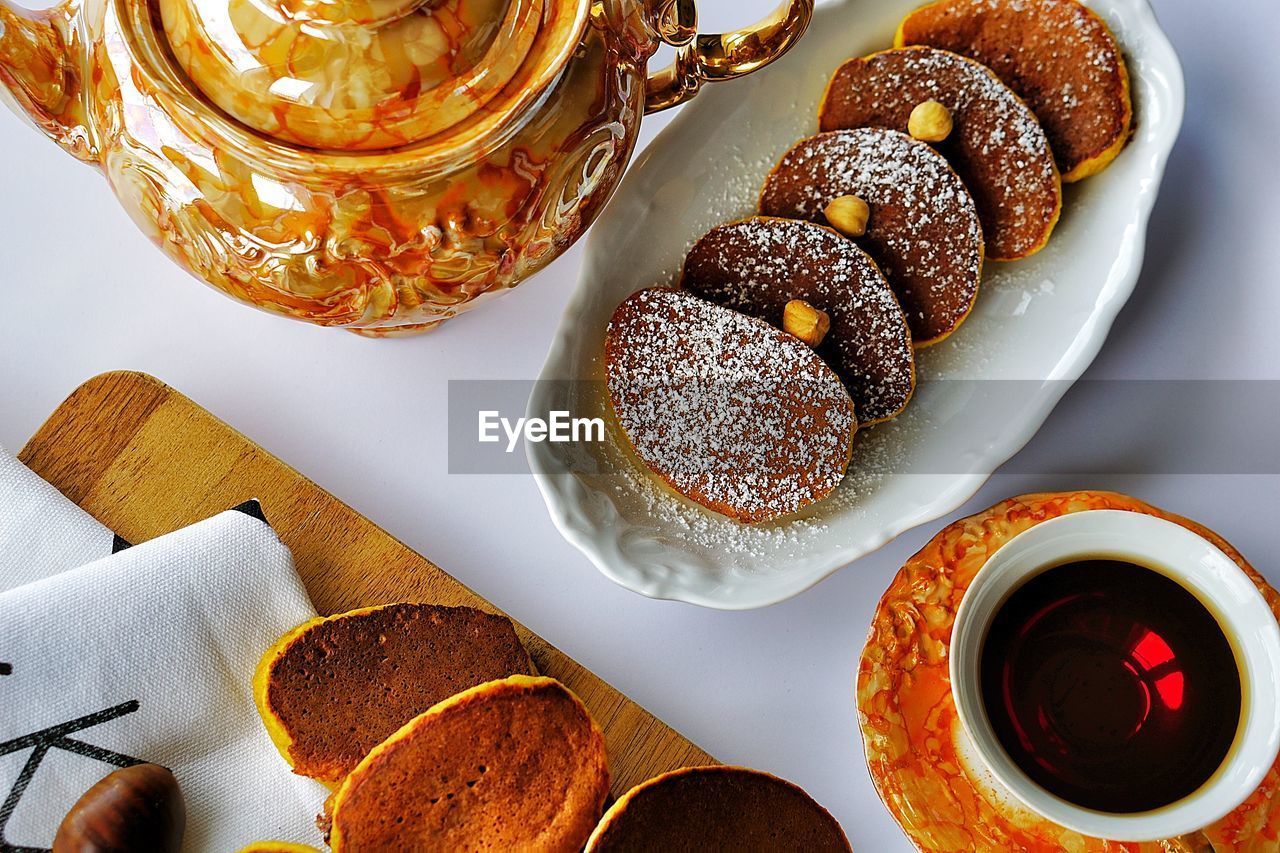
[265, 604, 534, 785]
[585, 766, 851, 853]
[820, 46, 1060, 260]
[761, 128, 983, 346]
[605, 287, 856, 524]
[681, 217, 914, 424]
[331, 676, 609, 852]
[898, 0, 1131, 180]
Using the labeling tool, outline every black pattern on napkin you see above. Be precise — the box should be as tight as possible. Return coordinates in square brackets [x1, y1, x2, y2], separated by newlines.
[232, 499, 268, 525]
[106, 500, 268, 554]
[0, 701, 145, 852]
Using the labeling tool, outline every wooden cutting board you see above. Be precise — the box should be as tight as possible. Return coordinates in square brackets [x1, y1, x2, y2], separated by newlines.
[19, 371, 713, 798]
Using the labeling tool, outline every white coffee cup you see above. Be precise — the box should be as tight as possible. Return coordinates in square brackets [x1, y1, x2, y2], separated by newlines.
[950, 509, 1280, 841]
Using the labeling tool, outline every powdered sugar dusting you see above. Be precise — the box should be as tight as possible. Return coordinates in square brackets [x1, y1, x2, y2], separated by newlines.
[761, 128, 983, 343]
[604, 288, 856, 524]
[900, 0, 1129, 176]
[821, 46, 1060, 259]
[682, 218, 915, 424]
[529, 0, 1159, 598]
[564, 380, 923, 560]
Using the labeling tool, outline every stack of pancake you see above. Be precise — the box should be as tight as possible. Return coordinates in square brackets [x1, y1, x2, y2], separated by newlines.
[242, 603, 850, 851]
[604, 0, 1132, 525]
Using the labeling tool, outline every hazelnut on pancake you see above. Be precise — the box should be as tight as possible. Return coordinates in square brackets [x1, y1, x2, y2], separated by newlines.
[255, 603, 535, 787]
[896, 0, 1132, 181]
[681, 217, 914, 423]
[820, 46, 1061, 261]
[585, 765, 852, 852]
[761, 128, 984, 346]
[329, 675, 609, 852]
[605, 288, 856, 524]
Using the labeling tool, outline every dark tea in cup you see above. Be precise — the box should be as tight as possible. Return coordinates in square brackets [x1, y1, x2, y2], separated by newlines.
[979, 559, 1242, 813]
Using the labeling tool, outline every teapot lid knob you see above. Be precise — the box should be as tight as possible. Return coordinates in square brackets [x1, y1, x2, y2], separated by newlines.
[158, 0, 578, 150]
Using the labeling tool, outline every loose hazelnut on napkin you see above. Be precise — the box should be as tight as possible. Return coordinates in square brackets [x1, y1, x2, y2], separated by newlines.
[52, 763, 185, 853]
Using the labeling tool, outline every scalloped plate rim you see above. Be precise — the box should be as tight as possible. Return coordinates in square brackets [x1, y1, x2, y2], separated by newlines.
[528, 0, 1185, 610]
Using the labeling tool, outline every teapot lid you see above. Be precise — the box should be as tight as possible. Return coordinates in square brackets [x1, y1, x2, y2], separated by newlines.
[159, 0, 582, 151]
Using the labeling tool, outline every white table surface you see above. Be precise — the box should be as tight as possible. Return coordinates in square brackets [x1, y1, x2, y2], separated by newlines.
[1, 0, 1276, 848]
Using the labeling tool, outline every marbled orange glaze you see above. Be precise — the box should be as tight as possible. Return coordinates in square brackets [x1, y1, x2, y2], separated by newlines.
[158, 0, 573, 151]
[8, 0, 648, 332]
[0, 0, 812, 332]
[860, 491, 1280, 852]
[0, 0, 93, 161]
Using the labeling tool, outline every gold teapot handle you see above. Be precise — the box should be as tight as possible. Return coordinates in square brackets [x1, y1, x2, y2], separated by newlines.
[644, 0, 814, 114]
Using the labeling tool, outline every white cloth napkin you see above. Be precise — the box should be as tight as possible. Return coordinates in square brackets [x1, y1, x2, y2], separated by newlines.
[0, 446, 115, 592]
[0, 509, 328, 851]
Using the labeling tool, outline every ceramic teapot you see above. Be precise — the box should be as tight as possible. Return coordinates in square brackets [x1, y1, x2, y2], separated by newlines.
[0, 0, 811, 334]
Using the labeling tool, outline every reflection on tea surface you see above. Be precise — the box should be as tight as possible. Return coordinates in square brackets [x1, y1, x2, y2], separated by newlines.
[980, 559, 1241, 813]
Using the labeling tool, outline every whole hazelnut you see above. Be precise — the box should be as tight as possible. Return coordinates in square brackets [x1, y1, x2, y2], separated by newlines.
[823, 195, 870, 237]
[782, 299, 832, 348]
[908, 100, 953, 143]
[53, 763, 185, 853]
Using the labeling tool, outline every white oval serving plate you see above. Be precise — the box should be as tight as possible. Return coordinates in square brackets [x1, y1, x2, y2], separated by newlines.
[528, 0, 1185, 609]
